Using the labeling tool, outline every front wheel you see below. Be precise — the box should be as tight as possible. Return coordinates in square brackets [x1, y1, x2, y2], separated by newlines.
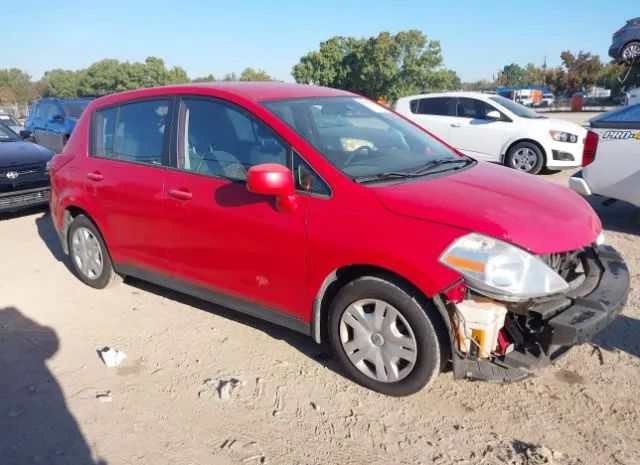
[68, 215, 122, 289]
[328, 276, 443, 396]
[505, 142, 544, 174]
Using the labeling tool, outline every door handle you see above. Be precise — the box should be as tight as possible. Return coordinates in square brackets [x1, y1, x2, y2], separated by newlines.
[168, 188, 192, 201]
[450, 123, 462, 128]
[86, 171, 104, 181]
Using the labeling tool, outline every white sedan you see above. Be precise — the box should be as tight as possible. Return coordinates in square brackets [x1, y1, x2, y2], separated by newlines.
[395, 92, 587, 174]
[570, 104, 640, 207]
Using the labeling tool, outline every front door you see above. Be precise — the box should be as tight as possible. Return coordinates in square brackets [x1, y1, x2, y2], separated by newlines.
[163, 96, 309, 317]
[447, 98, 508, 161]
[84, 98, 174, 274]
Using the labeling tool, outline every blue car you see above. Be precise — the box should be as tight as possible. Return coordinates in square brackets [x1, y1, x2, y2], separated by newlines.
[25, 98, 93, 152]
[609, 17, 640, 63]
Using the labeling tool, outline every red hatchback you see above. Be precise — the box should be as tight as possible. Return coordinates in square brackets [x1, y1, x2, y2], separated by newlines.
[49, 83, 629, 396]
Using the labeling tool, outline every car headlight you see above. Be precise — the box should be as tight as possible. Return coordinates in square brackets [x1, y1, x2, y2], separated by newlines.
[549, 130, 578, 143]
[46, 160, 51, 171]
[439, 233, 569, 301]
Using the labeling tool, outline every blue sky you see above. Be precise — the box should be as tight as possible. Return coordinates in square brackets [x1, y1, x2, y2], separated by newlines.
[7, 0, 636, 82]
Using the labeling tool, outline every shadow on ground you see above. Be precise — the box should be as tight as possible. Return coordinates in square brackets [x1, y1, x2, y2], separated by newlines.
[586, 196, 639, 236]
[593, 314, 640, 359]
[35, 211, 73, 271]
[0, 307, 106, 464]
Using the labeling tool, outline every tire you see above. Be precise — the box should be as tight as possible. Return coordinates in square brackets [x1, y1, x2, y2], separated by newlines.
[620, 41, 640, 63]
[67, 215, 122, 289]
[505, 141, 544, 175]
[328, 275, 443, 396]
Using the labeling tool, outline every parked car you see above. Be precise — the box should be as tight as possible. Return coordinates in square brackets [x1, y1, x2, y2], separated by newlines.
[0, 112, 24, 133]
[24, 97, 93, 152]
[395, 92, 587, 174]
[49, 83, 629, 396]
[570, 104, 640, 207]
[540, 93, 555, 107]
[0, 122, 54, 213]
[626, 87, 639, 106]
[609, 16, 640, 63]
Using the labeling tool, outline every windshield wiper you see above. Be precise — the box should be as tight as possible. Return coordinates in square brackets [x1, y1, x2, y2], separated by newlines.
[353, 171, 422, 184]
[408, 157, 473, 175]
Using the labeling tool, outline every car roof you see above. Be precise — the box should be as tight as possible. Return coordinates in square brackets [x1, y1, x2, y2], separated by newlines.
[397, 91, 495, 101]
[91, 82, 354, 108]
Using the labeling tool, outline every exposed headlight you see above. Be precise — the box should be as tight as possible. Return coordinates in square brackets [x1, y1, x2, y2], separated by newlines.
[340, 138, 375, 152]
[45, 160, 52, 171]
[550, 130, 578, 143]
[439, 233, 569, 301]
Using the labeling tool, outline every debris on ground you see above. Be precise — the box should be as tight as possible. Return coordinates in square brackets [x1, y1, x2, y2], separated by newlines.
[98, 347, 127, 367]
[96, 391, 112, 402]
[199, 378, 245, 401]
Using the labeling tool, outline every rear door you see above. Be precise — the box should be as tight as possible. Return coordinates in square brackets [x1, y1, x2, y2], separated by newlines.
[84, 98, 174, 273]
[447, 97, 508, 161]
[406, 97, 455, 142]
[162, 96, 309, 317]
[46, 103, 66, 152]
[32, 102, 51, 148]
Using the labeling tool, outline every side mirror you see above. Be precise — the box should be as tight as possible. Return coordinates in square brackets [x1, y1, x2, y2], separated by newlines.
[246, 163, 297, 213]
[486, 110, 501, 120]
[19, 129, 32, 140]
[51, 114, 63, 122]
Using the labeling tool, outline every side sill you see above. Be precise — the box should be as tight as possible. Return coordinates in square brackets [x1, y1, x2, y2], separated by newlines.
[114, 264, 312, 337]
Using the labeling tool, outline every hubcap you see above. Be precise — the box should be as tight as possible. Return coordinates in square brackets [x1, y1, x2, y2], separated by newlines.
[511, 147, 538, 171]
[71, 227, 103, 279]
[339, 299, 418, 383]
[622, 44, 640, 61]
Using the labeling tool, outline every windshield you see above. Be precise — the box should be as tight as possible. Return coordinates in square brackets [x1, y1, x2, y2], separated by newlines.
[263, 96, 466, 179]
[0, 114, 20, 126]
[489, 96, 544, 118]
[61, 101, 90, 118]
[0, 124, 19, 141]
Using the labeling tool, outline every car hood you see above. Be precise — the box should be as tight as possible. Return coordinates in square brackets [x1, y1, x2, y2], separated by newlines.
[374, 162, 601, 255]
[0, 141, 54, 166]
[529, 117, 588, 135]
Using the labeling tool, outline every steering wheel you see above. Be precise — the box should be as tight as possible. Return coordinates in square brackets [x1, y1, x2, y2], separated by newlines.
[341, 145, 373, 168]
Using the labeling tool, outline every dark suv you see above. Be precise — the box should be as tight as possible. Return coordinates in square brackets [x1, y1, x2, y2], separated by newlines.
[0, 123, 53, 213]
[25, 98, 93, 152]
[609, 17, 640, 63]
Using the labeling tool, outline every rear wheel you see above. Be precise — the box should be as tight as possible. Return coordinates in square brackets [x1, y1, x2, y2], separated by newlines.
[506, 142, 544, 174]
[68, 215, 122, 289]
[328, 276, 443, 396]
[620, 41, 640, 63]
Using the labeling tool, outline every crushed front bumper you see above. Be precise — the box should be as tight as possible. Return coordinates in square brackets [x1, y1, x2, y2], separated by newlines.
[453, 245, 629, 381]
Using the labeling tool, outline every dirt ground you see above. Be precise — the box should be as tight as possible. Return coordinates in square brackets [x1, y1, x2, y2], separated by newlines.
[1, 136, 639, 464]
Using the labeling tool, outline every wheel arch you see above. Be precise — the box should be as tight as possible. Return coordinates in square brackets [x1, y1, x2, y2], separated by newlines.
[502, 138, 547, 166]
[60, 205, 103, 254]
[310, 264, 451, 349]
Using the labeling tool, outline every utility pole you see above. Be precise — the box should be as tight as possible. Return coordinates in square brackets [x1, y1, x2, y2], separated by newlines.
[542, 55, 547, 87]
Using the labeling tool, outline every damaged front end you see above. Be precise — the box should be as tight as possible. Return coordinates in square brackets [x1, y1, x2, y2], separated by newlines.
[438, 237, 630, 383]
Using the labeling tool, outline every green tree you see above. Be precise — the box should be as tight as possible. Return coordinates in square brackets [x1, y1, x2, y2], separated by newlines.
[41, 69, 82, 98]
[192, 74, 216, 82]
[500, 63, 526, 86]
[292, 30, 459, 101]
[0, 68, 39, 103]
[239, 67, 273, 81]
[560, 51, 603, 92]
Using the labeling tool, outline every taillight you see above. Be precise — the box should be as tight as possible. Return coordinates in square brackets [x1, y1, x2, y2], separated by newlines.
[582, 130, 598, 167]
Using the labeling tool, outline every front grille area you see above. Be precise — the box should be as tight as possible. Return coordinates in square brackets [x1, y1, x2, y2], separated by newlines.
[0, 167, 40, 178]
[0, 188, 49, 211]
[539, 249, 583, 279]
[0, 163, 44, 179]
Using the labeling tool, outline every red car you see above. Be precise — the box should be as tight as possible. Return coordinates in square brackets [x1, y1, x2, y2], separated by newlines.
[49, 83, 629, 396]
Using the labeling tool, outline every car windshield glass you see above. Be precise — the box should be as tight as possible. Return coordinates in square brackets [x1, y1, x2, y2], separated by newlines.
[489, 95, 544, 118]
[61, 101, 90, 118]
[263, 96, 467, 180]
[0, 114, 20, 126]
[597, 104, 640, 123]
[0, 124, 19, 141]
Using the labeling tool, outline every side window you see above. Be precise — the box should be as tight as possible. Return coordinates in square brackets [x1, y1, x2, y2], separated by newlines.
[48, 104, 62, 120]
[456, 98, 479, 118]
[178, 98, 287, 181]
[293, 154, 331, 196]
[35, 103, 49, 118]
[92, 107, 118, 158]
[91, 99, 169, 165]
[415, 97, 453, 116]
[409, 99, 420, 113]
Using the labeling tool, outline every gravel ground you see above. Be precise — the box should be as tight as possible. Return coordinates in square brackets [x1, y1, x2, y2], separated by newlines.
[1, 131, 639, 464]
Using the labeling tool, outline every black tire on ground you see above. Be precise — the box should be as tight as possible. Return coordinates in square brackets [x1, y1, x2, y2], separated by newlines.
[328, 275, 444, 396]
[67, 214, 122, 289]
[505, 141, 545, 175]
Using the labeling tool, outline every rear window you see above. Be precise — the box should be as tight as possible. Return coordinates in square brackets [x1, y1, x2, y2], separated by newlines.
[91, 99, 170, 165]
[61, 101, 90, 118]
[411, 97, 453, 116]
